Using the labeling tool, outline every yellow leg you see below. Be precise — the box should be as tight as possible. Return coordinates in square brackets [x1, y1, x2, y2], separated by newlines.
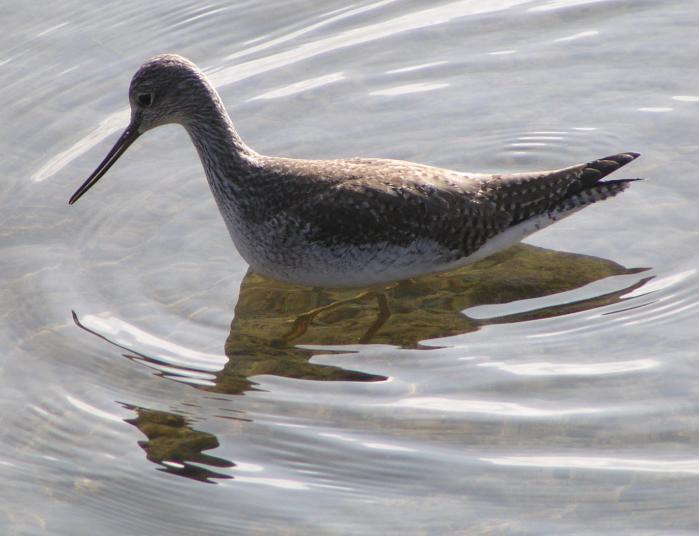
[358, 292, 391, 344]
[282, 290, 375, 342]
[281, 282, 402, 344]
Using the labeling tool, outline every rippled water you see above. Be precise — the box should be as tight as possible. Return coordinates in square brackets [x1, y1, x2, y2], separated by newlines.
[3, 1, 699, 534]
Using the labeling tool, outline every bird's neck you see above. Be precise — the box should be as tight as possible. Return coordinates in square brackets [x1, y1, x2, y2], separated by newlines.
[182, 86, 258, 197]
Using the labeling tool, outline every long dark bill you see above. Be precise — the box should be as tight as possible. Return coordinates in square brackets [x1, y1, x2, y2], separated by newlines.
[68, 124, 141, 205]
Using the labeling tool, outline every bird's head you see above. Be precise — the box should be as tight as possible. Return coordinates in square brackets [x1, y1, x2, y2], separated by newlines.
[69, 54, 212, 204]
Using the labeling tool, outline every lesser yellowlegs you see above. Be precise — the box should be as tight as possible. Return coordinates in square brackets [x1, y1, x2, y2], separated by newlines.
[69, 54, 641, 290]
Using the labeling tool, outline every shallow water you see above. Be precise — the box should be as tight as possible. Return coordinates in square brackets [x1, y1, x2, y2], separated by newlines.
[2, 0, 699, 534]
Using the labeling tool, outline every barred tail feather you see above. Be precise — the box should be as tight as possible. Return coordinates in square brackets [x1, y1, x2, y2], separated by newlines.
[556, 178, 641, 214]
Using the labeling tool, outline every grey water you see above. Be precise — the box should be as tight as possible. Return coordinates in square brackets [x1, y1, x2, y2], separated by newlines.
[2, 0, 699, 534]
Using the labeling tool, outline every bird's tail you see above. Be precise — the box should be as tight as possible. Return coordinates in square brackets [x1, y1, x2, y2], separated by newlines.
[557, 151, 642, 213]
[566, 152, 641, 193]
[557, 178, 641, 213]
[487, 152, 642, 224]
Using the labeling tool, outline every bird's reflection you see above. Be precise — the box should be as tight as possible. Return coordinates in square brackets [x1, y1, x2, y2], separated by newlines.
[121, 403, 235, 483]
[73, 243, 650, 482]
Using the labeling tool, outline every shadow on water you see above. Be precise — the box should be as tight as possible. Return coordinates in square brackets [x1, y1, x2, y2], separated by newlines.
[73, 243, 651, 482]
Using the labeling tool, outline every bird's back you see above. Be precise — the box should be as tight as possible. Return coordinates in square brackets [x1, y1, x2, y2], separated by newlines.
[252, 152, 638, 247]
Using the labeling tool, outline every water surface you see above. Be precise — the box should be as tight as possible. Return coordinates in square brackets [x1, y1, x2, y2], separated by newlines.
[2, 1, 699, 534]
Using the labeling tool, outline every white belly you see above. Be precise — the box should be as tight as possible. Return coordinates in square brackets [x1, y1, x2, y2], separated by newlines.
[223, 205, 583, 289]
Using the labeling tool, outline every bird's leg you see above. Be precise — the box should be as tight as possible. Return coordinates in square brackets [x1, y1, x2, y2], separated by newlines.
[358, 291, 391, 344]
[281, 282, 401, 344]
[282, 290, 375, 342]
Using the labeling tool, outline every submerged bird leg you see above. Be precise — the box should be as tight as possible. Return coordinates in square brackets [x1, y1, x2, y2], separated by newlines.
[282, 283, 399, 343]
[358, 291, 391, 344]
[281, 290, 377, 342]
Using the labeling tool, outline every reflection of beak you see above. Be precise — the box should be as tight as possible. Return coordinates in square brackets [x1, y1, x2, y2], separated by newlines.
[68, 121, 141, 205]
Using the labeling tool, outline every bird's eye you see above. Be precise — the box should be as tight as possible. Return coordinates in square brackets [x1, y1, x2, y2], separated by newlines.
[136, 93, 153, 107]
